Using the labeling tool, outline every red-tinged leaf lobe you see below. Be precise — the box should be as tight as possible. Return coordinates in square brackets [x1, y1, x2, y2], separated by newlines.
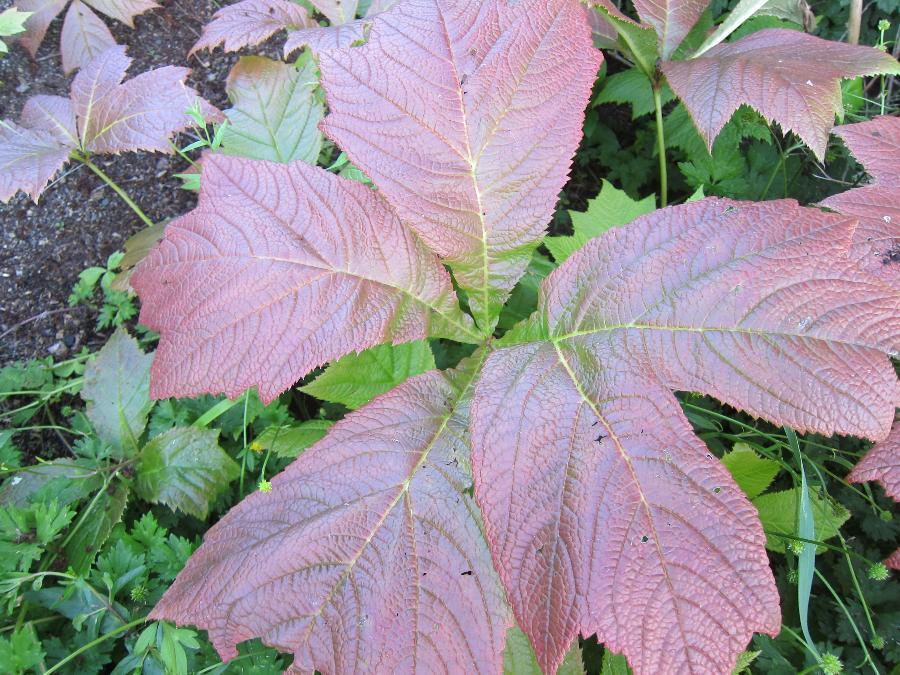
[318, 0, 602, 328]
[284, 19, 371, 55]
[849, 416, 900, 502]
[16, 0, 67, 57]
[20, 95, 78, 147]
[190, 0, 311, 54]
[632, 0, 709, 59]
[0, 121, 71, 202]
[541, 199, 899, 440]
[151, 363, 511, 673]
[132, 154, 477, 402]
[471, 342, 781, 674]
[661, 29, 900, 159]
[821, 116, 900, 281]
[472, 197, 900, 673]
[60, 0, 116, 74]
[887, 549, 900, 571]
[70, 46, 221, 155]
[80, 0, 158, 27]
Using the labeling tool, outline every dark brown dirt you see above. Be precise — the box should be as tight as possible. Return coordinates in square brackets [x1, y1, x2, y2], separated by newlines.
[0, 0, 281, 364]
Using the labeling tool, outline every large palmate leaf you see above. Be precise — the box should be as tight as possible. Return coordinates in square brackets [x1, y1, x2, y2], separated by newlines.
[189, 0, 311, 54]
[849, 417, 900, 501]
[470, 198, 899, 673]
[132, 154, 477, 402]
[661, 29, 900, 159]
[16, 0, 156, 70]
[221, 56, 323, 164]
[151, 359, 511, 673]
[1, 46, 219, 202]
[821, 116, 900, 280]
[317, 0, 601, 329]
[309, 0, 358, 24]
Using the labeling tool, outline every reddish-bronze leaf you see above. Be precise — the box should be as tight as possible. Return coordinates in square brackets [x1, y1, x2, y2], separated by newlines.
[16, 0, 68, 56]
[317, 0, 601, 328]
[849, 415, 900, 502]
[821, 116, 900, 280]
[283, 19, 371, 54]
[16, 0, 154, 64]
[132, 154, 477, 402]
[72, 46, 220, 154]
[887, 549, 900, 571]
[151, 361, 511, 673]
[80, 0, 158, 27]
[662, 29, 900, 159]
[632, 0, 709, 59]
[0, 121, 71, 202]
[20, 95, 78, 146]
[471, 198, 899, 673]
[60, 0, 115, 75]
[189, 0, 311, 54]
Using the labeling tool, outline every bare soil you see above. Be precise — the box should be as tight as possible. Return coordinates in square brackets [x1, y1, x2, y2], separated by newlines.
[0, 0, 280, 364]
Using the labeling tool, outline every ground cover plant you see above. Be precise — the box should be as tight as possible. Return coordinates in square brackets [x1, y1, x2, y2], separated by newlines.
[1, 0, 899, 673]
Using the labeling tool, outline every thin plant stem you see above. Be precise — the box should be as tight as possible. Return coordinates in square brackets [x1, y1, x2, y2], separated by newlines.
[43, 617, 147, 675]
[77, 155, 155, 227]
[652, 82, 668, 207]
[814, 569, 878, 674]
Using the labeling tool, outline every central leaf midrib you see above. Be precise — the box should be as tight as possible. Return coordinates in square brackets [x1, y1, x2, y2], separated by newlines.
[295, 356, 485, 653]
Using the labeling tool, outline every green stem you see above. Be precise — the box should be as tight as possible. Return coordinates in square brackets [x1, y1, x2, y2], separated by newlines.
[44, 617, 147, 675]
[78, 155, 154, 227]
[652, 82, 668, 207]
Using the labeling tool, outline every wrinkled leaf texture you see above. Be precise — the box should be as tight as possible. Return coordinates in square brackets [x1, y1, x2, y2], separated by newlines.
[144, 1, 900, 673]
[849, 416, 899, 502]
[471, 199, 898, 673]
[661, 29, 900, 159]
[151, 356, 511, 673]
[820, 116, 900, 280]
[132, 153, 478, 402]
[189, 0, 311, 54]
[317, 0, 601, 327]
[0, 46, 219, 202]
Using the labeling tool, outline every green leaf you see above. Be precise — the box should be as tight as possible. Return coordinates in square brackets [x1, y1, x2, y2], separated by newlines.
[0, 624, 44, 675]
[502, 626, 582, 675]
[721, 443, 780, 499]
[496, 252, 556, 334]
[81, 329, 153, 456]
[592, 4, 659, 77]
[601, 650, 632, 675]
[732, 649, 761, 674]
[64, 481, 129, 575]
[546, 180, 656, 263]
[753, 487, 851, 553]
[300, 341, 436, 410]
[135, 428, 239, 519]
[253, 420, 333, 460]
[222, 56, 324, 164]
[0, 459, 101, 508]
[0, 8, 30, 55]
[595, 69, 675, 119]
